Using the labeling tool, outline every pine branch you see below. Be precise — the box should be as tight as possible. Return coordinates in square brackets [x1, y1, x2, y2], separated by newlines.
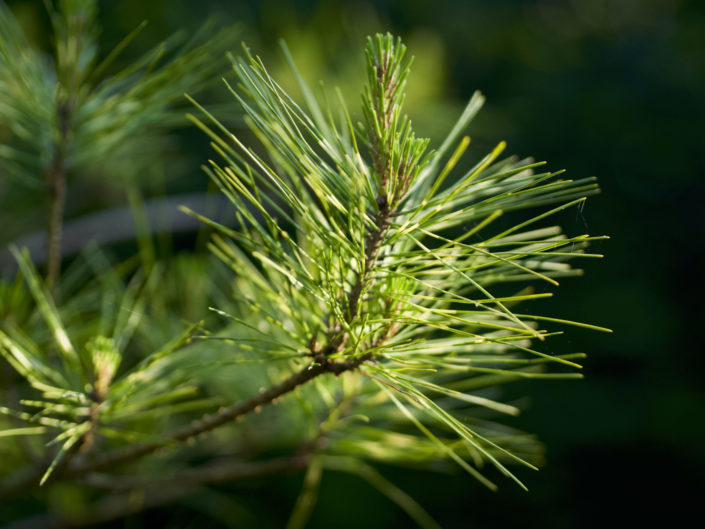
[63, 354, 370, 476]
[1, 28, 608, 524]
[0, 352, 368, 496]
[173, 33, 606, 493]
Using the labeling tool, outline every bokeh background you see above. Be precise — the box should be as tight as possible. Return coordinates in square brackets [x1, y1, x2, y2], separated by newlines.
[2, 0, 703, 527]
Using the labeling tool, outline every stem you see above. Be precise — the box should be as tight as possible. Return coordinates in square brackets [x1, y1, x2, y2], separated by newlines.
[344, 200, 391, 331]
[342, 42, 409, 329]
[45, 102, 71, 290]
[50, 395, 360, 526]
[64, 355, 370, 476]
[334, 60, 399, 350]
[45, 163, 66, 290]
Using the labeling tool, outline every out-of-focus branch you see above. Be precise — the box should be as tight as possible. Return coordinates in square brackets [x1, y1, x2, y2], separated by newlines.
[81, 453, 311, 492]
[44, 102, 70, 290]
[4, 454, 309, 529]
[64, 354, 370, 477]
[0, 193, 233, 276]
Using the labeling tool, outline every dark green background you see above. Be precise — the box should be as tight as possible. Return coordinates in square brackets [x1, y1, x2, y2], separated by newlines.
[3, 0, 704, 527]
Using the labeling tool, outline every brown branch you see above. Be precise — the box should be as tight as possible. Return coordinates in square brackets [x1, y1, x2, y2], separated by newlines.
[48, 392, 361, 527]
[0, 356, 366, 499]
[344, 199, 391, 326]
[44, 102, 71, 290]
[327, 54, 402, 355]
[63, 354, 370, 477]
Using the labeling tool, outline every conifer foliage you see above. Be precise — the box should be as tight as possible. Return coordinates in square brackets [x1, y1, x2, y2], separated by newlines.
[0, 3, 609, 527]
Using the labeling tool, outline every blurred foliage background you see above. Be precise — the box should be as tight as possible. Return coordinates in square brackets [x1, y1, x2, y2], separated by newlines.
[1, 0, 703, 527]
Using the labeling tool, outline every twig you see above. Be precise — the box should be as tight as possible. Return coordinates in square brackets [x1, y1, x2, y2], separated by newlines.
[63, 354, 370, 477]
[81, 453, 311, 491]
[345, 200, 391, 323]
[3, 455, 309, 529]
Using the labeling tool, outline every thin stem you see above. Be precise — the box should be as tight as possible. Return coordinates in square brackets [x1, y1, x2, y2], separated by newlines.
[45, 165, 66, 290]
[343, 200, 392, 333]
[64, 354, 370, 477]
[330, 53, 401, 351]
[45, 101, 71, 290]
[0, 358, 355, 498]
[14, 455, 310, 529]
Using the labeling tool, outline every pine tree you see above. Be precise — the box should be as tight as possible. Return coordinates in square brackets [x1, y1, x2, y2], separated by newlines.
[0, 3, 609, 527]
